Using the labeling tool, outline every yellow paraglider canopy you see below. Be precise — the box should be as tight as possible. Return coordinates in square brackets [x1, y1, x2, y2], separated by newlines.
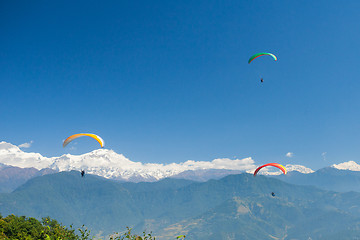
[63, 133, 105, 148]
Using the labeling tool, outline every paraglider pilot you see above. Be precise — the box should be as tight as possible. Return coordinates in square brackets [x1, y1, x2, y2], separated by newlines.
[81, 170, 85, 177]
[271, 192, 275, 197]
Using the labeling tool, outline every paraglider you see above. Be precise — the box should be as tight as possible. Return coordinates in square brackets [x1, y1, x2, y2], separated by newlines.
[248, 52, 277, 64]
[81, 170, 85, 177]
[63, 133, 105, 148]
[253, 163, 287, 176]
[248, 52, 277, 82]
[271, 192, 275, 197]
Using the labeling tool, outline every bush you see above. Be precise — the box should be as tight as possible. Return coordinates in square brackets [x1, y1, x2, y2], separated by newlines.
[0, 214, 90, 240]
[0, 214, 186, 240]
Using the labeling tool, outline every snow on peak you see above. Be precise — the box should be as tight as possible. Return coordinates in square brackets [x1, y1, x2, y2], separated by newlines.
[332, 161, 360, 171]
[0, 141, 20, 151]
[0, 141, 53, 169]
[0, 141, 319, 181]
[285, 164, 314, 174]
[0, 141, 257, 181]
[246, 164, 314, 175]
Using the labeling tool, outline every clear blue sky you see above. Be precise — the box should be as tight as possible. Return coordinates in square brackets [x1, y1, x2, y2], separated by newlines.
[1, 0, 360, 169]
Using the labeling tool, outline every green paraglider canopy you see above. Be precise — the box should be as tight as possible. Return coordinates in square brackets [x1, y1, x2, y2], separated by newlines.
[248, 52, 277, 64]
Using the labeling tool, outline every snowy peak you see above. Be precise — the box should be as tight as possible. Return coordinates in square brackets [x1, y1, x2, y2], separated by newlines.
[3, 141, 348, 182]
[285, 164, 314, 174]
[54, 149, 137, 170]
[332, 161, 360, 171]
[0, 141, 257, 182]
[246, 164, 314, 175]
[0, 141, 53, 169]
[0, 141, 19, 151]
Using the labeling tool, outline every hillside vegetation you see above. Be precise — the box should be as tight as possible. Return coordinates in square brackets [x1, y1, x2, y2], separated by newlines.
[0, 214, 185, 240]
[0, 214, 81, 239]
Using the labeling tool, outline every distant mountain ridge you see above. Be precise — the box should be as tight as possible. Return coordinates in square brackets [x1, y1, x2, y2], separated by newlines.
[0, 164, 56, 193]
[0, 141, 313, 182]
[2, 141, 360, 192]
[274, 166, 360, 192]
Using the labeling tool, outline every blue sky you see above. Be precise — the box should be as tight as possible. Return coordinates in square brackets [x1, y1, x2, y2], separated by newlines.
[1, 0, 360, 169]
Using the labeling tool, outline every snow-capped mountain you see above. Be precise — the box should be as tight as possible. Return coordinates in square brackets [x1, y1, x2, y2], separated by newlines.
[3, 141, 353, 182]
[284, 164, 314, 174]
[0, 142, 54, 169]
[332, 161, 360, 171]
[0, 141, 258, 182]
[4, 140, 360, 193]
[246, 164, 314, 175]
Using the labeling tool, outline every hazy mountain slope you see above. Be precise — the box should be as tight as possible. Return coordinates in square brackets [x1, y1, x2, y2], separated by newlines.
[0, 171, 142, 234]
[131, 174, 360, 238]
[170, 169, 243, 182]
[1, 172, 360, 239]
[0, 165, 56, 193]
[274, 167, 360, 192]
[121, 177, 195, 192]
[154, 196, 293, 240]
[137, 179, 360, 239]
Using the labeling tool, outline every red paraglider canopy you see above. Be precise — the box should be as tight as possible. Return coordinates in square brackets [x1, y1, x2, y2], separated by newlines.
[253, 163, 287, 176]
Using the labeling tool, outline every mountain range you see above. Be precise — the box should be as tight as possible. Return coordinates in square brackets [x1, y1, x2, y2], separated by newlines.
[1, 171, 360, 239]
[0, 141, 258, 182]
[2, 140, 360, 239]
[274, 166, 360, 192]
[3, 141, 360, 194]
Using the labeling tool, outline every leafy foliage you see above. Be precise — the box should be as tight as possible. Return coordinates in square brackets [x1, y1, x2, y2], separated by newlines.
[0, 215, 187, 240]
[0, 214, 92, 240]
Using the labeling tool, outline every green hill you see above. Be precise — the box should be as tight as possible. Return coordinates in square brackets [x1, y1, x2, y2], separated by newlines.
[1, 171, 360, 239]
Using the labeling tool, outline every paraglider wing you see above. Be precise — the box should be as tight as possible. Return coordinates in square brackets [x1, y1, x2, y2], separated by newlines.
[63, 133, 105, 148]
[248, 52, 277, 64]
[253, 163, 287, 176]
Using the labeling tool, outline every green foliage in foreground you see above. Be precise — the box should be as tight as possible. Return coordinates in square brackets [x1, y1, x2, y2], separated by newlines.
[0, 214, 91, 240]
[0, 214, 186, 240]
